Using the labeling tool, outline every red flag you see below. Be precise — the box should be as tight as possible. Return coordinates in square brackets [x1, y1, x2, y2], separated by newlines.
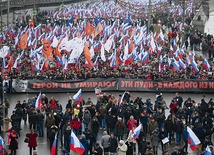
[7, 56, 14, 73]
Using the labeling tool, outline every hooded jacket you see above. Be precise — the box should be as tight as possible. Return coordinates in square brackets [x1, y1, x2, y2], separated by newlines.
[101, 131, 110, 148]
[117, 140, 127, 155]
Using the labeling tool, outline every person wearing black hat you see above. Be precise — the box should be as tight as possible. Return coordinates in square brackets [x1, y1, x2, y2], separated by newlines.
[93, 143, 103, 155]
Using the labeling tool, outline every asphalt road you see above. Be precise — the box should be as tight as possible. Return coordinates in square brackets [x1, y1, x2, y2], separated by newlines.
[3, 91, 213, 155]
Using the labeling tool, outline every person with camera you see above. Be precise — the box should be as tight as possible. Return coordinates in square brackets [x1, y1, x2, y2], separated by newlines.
[93, 143, 103, 155]
[26, 129, 38, 155]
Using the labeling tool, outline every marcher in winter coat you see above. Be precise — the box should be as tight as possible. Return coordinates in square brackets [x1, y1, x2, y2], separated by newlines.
[127, 115, 137, 131]
[115, 118, 126, 141]
[101, 131, 110, 155]
[93, 143, 103, 155]
[71, 115, 81, 136]
[108, 133, 118, 154]
[45, 113, 55, 138]
[9, 130, 18, 155]
[83, 109, 91, 131]
[26, 130, 38, 155]
[151, 128, 159, 155]
[148, 117, 158, 135]
[117, 140, 127, 155]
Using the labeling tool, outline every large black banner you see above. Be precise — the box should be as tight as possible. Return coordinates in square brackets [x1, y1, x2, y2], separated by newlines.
[11, 78, 214, 93]
[12, 78, 118, 93]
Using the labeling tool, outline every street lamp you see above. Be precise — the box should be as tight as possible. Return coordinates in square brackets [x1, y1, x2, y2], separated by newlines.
[0, 0, 3, 32]
[7, 0, 9, 27]
[147, 0, 152, 32]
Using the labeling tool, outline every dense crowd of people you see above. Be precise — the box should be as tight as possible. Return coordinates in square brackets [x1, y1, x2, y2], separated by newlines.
[0, 0, 213, 83]
[0, 0, 213, 155]
[2, 91, 213, 155]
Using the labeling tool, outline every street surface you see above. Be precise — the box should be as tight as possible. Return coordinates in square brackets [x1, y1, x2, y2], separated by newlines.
[4, 92, 213, 155]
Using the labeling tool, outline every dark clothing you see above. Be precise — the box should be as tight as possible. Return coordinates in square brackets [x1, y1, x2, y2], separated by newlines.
[9, 135, 18, 151]
[80, 138, 89, 155]
[139, 140, 147, 155]
[93, 146, 103, 155]
[164, 119, 174, 132]
[174, 96, 183, 107]
[108, 137, 118, 153]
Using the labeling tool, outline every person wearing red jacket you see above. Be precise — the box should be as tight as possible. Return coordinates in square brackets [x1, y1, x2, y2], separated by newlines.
[71, 115, 81, 136]
[127, 115, 137, 131]
[49, 97, 57, 110]
[26, 129, 38, 155]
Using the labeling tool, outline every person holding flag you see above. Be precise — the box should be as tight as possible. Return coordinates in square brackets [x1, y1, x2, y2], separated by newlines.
[50, 133, 58, 155]
[70, 130, 85, 155]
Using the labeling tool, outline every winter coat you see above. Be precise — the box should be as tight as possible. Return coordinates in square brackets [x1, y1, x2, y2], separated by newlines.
[155, 112, 165, 124]
[115, 120, 126, 136]
[148, 120, 158, 134]
[175, 120, 183, 133]
[140, 113, 149, 125]
[45, 117, 55, 129]
[71, 118, 81, 130]
[127, 119, 137, 130]
[101, 131, 110, 148]
[26, 132, 38, 147]
[36, 112, 44, 123]
[109, 137, 118, 153]
[138, 140, 147, 154]
[99, 107, 107, 117]
[106, 114, 113, 128]
[91, 120, 100, 134]
[83, 112, 91, 124]
[63, 127, 71, 141]
[164, 119, 174, 132]
[117, 140, 127, 155]
[94, 146, 103, 155]
[9, 134, 18, 150]
[151, 130, 159, 147]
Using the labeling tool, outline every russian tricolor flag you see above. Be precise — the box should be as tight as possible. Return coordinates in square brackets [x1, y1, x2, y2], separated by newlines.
[124, 53, 134, 65]
[0, 136, 5, 154]
[187, 126, 201, 151]
[50, 134, 57, 155]
[133, 124, 142, 140]
[172, 61, 180, 72]
[35, 92, 42, 109]
[179, 59, 186, 70]
[191, 59, 199, 73]
[73, 89, 82, 104]
[70, 131, 85, 155]
[141, 52, 149, 64]
[202, 58, 210, 71]
[118, 92, 125, 106]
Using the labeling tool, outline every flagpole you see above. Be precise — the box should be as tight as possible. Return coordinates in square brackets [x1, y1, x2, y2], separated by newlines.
[7, 0, 9, 27]
[147, 0, 152, 32]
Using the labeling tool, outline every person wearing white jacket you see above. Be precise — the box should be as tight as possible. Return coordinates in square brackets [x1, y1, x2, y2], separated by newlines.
[117, 140, 127, 155]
